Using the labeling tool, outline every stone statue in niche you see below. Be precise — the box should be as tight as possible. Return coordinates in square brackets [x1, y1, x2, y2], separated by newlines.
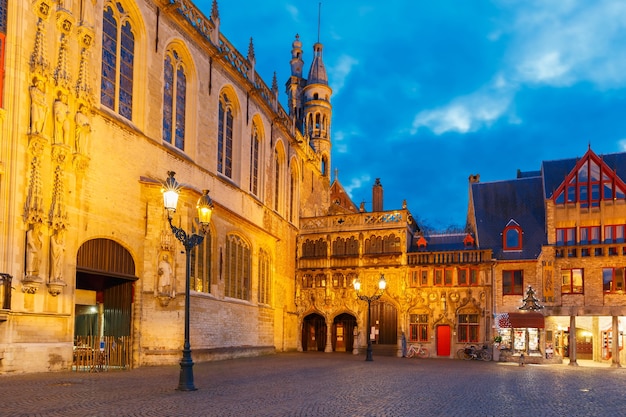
[29, 77, 48, 135]
[50, 230, 65, 281]
[74, 104, 91, 154]
[53, 92, 71, 145]
[157, 253, 173, 296]
[25, 224, 43, 278]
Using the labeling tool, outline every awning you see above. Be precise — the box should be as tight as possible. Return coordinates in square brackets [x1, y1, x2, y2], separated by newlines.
[496, 312, 545, 329]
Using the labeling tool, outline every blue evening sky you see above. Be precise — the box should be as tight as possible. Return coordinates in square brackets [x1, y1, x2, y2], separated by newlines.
[195, 0, 626, 230]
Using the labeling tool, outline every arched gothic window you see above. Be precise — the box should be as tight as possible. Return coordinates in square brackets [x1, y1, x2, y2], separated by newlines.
[190, 226, 211, 293]
[101, 2, 134, 120]
[249, 124, 260, 195]
[218, 93, 234, 178]
[503, 220, 522, 251]
[162, 49, 186, 150]
[225, 235, 250, 300]
[258, 249, 271, 304]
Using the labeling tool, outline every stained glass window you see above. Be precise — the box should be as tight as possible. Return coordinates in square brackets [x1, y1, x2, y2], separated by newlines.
[162, 51, 186, 150]
[101, 3, 134, 120]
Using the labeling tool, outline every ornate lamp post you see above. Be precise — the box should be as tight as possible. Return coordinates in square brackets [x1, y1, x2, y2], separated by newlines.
[162, 171, 214, 391]
[354, 274, 386, 361]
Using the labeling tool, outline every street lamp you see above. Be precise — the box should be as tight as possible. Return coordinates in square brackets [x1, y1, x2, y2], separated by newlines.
[354, 274, 386, 361]
[162, 171, 214, 391]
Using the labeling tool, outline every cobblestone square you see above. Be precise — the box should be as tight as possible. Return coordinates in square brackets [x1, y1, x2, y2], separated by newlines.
[1, 353, 625, 416]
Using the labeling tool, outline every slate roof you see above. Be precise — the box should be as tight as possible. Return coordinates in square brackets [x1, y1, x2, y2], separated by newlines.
[471, 176, 546, 260]
[415, 233, 470, 252]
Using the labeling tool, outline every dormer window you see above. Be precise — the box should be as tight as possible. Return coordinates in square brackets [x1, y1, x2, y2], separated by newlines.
[463, 234, 475, 247]
[416, 236, 427, 249]
[503, 220, 522, 251]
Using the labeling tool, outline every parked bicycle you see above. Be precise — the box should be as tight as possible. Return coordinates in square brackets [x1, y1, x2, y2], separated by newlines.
[405, 343, 430, 358]
[457, 344, 491, 361]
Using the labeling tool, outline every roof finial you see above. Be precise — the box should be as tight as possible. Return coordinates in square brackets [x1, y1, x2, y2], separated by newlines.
[317, 2, 321, 43]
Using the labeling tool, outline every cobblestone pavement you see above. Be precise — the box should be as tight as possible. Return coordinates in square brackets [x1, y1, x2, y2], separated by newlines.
[1, 352, 626, 417]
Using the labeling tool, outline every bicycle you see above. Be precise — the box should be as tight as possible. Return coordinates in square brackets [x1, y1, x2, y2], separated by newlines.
[457, 344, 491, 361]
[405, 343, 430, 358]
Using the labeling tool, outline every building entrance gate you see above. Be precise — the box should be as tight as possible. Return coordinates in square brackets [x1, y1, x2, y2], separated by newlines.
[73, 239, 136, 371]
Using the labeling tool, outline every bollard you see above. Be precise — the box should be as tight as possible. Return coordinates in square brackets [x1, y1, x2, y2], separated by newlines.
[519, 352, 525, 366]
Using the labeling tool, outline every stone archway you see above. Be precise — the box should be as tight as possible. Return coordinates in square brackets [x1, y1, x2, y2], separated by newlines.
[74, 238, 137, 370]
[332, 313, 356, 353]
[302, 313, 327, 352]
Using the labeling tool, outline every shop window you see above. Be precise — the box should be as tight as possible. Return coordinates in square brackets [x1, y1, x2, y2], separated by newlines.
[502, 270, 523, 295]
[561, 268, 583, 294]
[603, 267, 625, 293]
[409, 314, 429, 342]
[457, 314, 479, 343]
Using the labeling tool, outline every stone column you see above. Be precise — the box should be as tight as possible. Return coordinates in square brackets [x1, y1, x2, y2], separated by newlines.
[612, 315, 621, 368]
[569, 315, 578, 366]
[324, 321, 333, 353]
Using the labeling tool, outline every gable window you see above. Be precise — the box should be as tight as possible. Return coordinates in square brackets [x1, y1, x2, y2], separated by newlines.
[503, 221, 522, 251]
[503, 270, 523, 295]
[556, 227, 576, 246]
[101, 2, 134, 120]
[553, 151, 626, 207]
[603, 268, 625, 293]
[409, 314, 429, 342]
[457, 314, 479, 343]
[225, 235, 250, 300]
[217, 93, 234, 178]
[561, 268, 583, 294]
[162, 50, 186, 150]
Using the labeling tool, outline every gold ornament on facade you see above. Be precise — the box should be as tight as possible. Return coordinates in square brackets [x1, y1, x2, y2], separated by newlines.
[32, 0, 52, 20]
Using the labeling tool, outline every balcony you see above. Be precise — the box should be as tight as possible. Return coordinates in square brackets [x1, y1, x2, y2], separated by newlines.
[407, 250, 492, 266]
[555, 243, 626, 259]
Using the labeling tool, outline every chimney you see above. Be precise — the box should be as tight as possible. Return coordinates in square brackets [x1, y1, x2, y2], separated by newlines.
[372, 178, 383, 212]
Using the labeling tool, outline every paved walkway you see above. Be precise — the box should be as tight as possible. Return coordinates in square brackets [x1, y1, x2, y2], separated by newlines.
[1, 352, 625, 416]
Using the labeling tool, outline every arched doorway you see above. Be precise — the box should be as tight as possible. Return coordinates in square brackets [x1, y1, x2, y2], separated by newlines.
[333, 313, 356, 352]
[74, 238, 136, 370]
[370, 301, 398, 345]
[302, 313, 327, 351]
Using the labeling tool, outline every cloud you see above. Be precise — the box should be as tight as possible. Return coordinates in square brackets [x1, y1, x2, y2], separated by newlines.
[329, 54, 358, 96]
[342, 174, 371, 199]
[411, 78, 517, 135]
[285, 4, 299, 22]
[619, 139, 626, 151]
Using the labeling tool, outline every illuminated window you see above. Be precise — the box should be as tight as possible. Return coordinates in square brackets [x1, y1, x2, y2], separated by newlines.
[579, 226, 600, 244]
[409, 314, 429, 342]
[258, 249, 271, 304]
[605, 225, 625, 244]
[162, 49, 186, 150]
[561, 268, 583, 294]
[503, 270, 523, 295]
[101, 2, 134, 120]
[190, 226, 211, 293]
[603, 268, 625, 293]
[217, 92, 234, 178]
[225, 235, 250, 300]
[457, 314, 479, 343]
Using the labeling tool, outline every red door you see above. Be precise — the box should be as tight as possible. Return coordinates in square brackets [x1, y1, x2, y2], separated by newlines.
[437, 325, 451, 356]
